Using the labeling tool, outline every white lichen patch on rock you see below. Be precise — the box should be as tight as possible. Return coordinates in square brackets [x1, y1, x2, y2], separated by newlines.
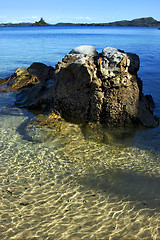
[69, 45, 98, 56]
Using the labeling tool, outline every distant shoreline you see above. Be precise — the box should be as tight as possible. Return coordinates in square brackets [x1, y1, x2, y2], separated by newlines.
[1, 17, 160, 28]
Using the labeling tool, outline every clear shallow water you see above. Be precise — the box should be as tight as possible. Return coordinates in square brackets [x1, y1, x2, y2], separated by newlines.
[0, 26, 160, 239]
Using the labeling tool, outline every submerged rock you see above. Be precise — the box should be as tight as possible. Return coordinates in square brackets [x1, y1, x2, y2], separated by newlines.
[0, 45, 159, 128]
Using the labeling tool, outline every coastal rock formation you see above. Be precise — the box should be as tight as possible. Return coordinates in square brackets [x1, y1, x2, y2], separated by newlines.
[52, 46, 158, 127]
[0, 63, 54, 107]
[0, 45, 158, 127]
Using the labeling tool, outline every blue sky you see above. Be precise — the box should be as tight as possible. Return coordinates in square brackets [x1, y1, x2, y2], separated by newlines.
[0, 0, 160, 23]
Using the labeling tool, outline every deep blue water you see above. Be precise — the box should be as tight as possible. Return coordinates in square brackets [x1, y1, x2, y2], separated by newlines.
[0, 26, 160, 107]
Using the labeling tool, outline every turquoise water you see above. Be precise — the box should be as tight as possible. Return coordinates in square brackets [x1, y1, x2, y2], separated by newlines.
[0, 26, 160, 239]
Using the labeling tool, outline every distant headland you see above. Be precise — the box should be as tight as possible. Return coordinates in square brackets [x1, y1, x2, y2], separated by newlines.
[55, 17, 160, 27]
[0, 17, 160, 27]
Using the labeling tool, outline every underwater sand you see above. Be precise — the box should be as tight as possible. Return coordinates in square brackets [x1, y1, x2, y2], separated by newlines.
[0, 100, 160, 239]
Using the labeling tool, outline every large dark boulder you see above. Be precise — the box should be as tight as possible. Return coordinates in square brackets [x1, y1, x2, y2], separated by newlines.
[0, 46, 158, 127]
[52, 46, 158, 127]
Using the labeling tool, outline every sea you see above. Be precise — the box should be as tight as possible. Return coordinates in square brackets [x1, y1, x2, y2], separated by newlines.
[0, 26, 160, 239]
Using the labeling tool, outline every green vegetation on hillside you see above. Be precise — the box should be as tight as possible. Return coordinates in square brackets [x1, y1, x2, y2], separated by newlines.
[34, 18, 49, 26]
[0, 17, 160, 27]
[54, 17, 160, 27]
[106, 17, 160, 27]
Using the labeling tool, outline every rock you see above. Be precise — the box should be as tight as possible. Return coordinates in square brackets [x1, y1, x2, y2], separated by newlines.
[69, 45, 98, 56]
[0, 63, 54, 92]
[0, 63, 54, 107]
[0, 68, 30, 91]
[0, 46, 158, 128]
[15, 63, 55, 107]
[0, 78, 7, 85]
[52, 46, 158, 127]
[53, 52, 103, 121]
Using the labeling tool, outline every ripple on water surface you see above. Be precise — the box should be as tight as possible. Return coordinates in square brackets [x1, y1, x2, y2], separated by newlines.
[0, 105, 160, 239]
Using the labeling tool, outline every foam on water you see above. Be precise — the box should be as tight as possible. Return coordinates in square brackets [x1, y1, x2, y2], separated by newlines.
[0, 103, 160, 239]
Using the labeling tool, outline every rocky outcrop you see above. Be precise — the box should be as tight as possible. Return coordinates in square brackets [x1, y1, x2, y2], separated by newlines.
[52, 46, 158, 127]
[0, 45, 159, 127]
[0, 63, 54, 107]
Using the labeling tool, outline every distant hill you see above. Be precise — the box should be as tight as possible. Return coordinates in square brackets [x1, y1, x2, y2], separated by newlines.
[106, 17, 160, 27]
[1, 17, 160, 27]
[55, 17, 160, 27]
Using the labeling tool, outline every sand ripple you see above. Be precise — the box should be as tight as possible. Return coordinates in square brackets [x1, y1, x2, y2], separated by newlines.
[0, 106, 160, 239]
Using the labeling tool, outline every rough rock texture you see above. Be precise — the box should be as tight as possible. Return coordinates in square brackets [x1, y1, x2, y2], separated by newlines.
[52, 46, 158, 127]
[0, 45, 158, 127]
[0, 63, 54, 107]
[15, 63, 54, 107]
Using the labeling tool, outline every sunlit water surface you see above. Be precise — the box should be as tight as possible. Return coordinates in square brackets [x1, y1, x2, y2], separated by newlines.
[0, 26, 160, 239]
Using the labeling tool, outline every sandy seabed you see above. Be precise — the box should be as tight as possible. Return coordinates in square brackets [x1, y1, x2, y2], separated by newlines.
[0, 106, 160, 240]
